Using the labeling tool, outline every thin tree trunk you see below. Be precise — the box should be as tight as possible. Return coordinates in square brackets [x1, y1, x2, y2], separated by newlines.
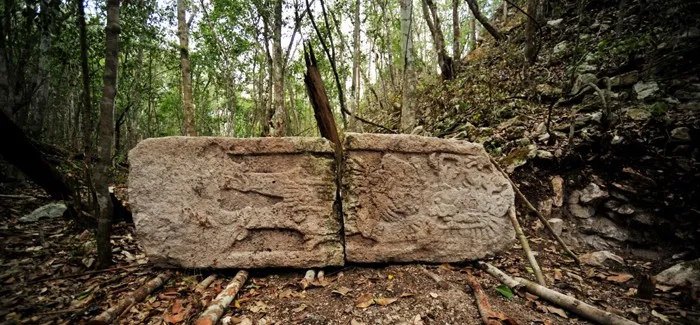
[421, 0, 453, 80]
[77, 0, 92, 154]
[400, 0, 415, 132]
[524, 0, 538, 65]
[318, 0, 348, 127]
[94, 0, 120, 269]
[465, 0, 505, 41]
[503, 0, 508, 22]
[270, 0, 287, 136]
[350, 0, 361, 130]
[31, 0, 52, 139]
[469, 14, 476, 52]
[178, 0, 196, 136]
[452, 0, 460, 68]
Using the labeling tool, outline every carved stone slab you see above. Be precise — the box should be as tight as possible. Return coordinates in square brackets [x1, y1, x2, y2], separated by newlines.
[342, 133, 515, 263]
[129, 137, 343, 268]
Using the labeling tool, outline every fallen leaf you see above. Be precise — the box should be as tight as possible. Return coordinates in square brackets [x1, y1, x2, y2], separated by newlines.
[291, 304, 307, 313]
[355, 293, 375, 308]
[387, 274, 394, 280]
[429, 292, 439, 298]
[163, 300, 187, 324]
[332, 286, 352, 296]
[374, 297, 398, 306]
[651, 310, 669, 322]
[656, 284, 673, 292]
[399, 292, 415, 298]
[412, 314, 424, 325]
[278, 289, 293, 299]
[553, 269, 562, 281]
[547, 306, 568, 319]
[350, 319, 367, 325]
[248, 300, 267, 313]
[495, 285, 514, 299]
[607, 273, 634, 283]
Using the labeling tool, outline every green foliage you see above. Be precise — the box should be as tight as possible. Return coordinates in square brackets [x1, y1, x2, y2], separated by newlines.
[596, 35, 652, 56]
[647, 101, 669, 116]
[495, 285, 514, 299]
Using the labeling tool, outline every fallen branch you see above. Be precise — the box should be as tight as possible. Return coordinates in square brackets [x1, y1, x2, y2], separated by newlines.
[465, 271, 515, 325]
[92, 271, 172, 324]
[478, 262, 520, 289]
[420, 266, 452, 290]
[195, 274, 218, 294]
[489, 156, 581, 264]
[195, 270, 249, 325]
[481, 263, 639, 325]
[507, 206, 546, 286]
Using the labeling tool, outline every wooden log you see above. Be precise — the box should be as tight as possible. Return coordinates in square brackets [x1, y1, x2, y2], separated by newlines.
[195, 270, 249, 325]
[506, 206, 546, 285]
[90, 271, 172, 324]
[480, 263, 639, 325]
[195, 274, 218, 294]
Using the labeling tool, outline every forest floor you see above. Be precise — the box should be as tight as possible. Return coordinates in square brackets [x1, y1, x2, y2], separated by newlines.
[1, 183, 697, 325]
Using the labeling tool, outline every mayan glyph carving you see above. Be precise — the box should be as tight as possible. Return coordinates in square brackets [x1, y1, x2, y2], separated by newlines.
[128, 137, 343, 268]
[342, 133, 516, 263]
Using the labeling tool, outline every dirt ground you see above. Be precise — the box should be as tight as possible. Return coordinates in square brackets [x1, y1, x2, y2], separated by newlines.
[1, 184, 697, 325]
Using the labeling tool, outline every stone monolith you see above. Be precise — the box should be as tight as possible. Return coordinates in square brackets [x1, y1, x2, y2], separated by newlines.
[129, 137, 343, 268]
[342, 133, 515, 263]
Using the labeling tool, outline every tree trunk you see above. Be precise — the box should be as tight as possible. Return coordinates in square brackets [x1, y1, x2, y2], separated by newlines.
[503, 0, 508, 22]
[615, 0, 628, 35]
[421, 0, 453, 80]
[524, 0, 538, 65]
[270, 0, 287, 136]
[94, 0, 120, 269]
[452, 0, 460, 67]
[350, 0, 361, 130]
[400, 0, 415, 132]
[0, 110, 74, 201]
[31, 0, 52, 139]
[469, 14, 476, 52]
[465, 0, 505, 41]
[178, 0, 196, 136]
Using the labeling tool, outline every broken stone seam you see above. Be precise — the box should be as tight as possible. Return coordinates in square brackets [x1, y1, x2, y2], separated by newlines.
[128, 133, 516, 269]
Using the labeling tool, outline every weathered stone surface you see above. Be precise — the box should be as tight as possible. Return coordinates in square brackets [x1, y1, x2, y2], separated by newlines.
[342, 133, 516, 263]
[656, 258, 700, 288]
[129, 137, 343, 269]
